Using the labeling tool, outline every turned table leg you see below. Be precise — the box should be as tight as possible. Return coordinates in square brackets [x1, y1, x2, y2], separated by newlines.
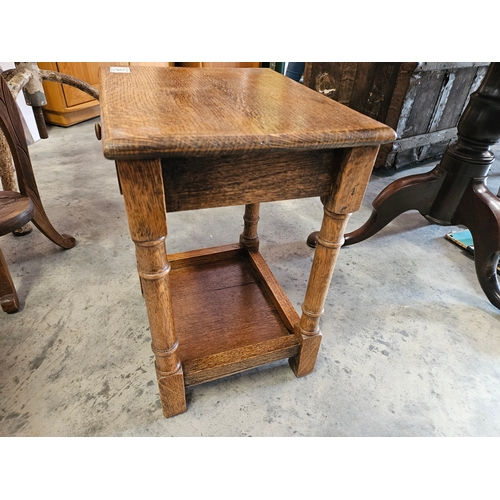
[291, 207, 350, 376]
[116, 159, 186, 417]
[291, 146, 380, 376]
[239, 203, 260, 251]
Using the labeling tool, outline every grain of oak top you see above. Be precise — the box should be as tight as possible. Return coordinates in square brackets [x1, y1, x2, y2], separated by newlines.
[99, 66, 396, 159]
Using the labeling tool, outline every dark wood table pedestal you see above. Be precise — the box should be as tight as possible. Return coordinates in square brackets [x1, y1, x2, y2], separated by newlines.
[309, 62, 500, 309]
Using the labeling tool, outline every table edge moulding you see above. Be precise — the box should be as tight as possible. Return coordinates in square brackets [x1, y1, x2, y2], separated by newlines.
[99, 66, 396, 417]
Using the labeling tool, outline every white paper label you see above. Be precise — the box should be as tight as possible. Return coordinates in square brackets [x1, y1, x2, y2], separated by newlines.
[110, 67, 131, 73]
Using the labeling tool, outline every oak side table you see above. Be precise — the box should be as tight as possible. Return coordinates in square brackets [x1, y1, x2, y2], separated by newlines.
[99, 66, 396, 417]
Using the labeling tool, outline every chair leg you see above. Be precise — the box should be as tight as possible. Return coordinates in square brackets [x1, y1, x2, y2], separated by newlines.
[0, 248, 20, 313]
[31, 202, 76, 249]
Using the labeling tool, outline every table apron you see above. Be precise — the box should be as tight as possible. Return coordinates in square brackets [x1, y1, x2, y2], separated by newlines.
[160, 148, 348, 211]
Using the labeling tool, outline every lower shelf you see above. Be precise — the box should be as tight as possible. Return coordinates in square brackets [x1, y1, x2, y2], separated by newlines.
[167, 243, 301, 387]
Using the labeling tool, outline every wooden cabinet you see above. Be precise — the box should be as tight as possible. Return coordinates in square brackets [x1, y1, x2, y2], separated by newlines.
[38, 62, 173, 126]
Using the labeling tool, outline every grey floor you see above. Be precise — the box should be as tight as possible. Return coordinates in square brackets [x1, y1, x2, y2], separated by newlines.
[1, 117, 499, 437]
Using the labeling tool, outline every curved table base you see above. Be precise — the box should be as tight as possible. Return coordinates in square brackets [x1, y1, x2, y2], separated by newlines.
[343, 167, 445, 245]
[307, 164, 500, 309]
[452, 181, 500, 308]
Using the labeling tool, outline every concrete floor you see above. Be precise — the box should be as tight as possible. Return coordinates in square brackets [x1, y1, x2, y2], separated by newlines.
[1, 117, 499, 437]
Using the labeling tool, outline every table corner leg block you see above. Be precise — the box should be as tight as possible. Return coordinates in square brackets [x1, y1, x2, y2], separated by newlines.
[156, 365, 187, 417]
[289, 331, 322, 377]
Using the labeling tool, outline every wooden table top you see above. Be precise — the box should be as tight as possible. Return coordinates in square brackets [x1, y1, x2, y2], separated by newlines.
[99, 66, 396, 160]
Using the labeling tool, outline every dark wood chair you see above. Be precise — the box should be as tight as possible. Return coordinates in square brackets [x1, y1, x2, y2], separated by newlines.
[0, 74, 75, 313]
